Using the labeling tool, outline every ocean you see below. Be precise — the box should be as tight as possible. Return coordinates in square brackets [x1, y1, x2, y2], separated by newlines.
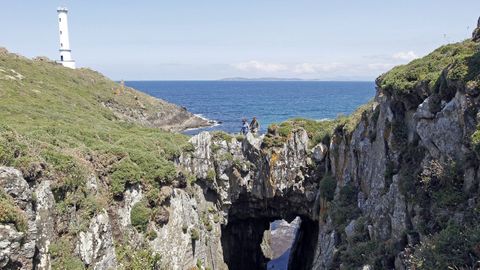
[125, 81, 376, 135]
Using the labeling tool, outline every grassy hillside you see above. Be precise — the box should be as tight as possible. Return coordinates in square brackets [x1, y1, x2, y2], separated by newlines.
[0, 49, 195, 232]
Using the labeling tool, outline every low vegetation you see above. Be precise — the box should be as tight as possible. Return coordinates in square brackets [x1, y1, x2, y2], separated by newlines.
[329, 184, 361, 231]
[411, 223, 480, 269]
[0, 50, 190, 265]
[379, 40, 480, 94]
[263, 101, 376, 149]
[263, 118, 337, 149]
[319, 173, 336, 202]
[130, 201, 152, 232]
[116, 242, 162, 270]
[0, 188, 28, 232]
[50, 237, 85, 270]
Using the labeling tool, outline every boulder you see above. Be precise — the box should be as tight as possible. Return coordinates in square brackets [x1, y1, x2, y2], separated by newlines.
[153, 206, 170, 225]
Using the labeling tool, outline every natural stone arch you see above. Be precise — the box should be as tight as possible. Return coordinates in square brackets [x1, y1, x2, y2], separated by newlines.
[179, 130, 329, 270]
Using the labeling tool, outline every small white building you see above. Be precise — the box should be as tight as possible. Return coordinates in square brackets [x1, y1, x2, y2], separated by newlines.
[57, 7, 76, 69]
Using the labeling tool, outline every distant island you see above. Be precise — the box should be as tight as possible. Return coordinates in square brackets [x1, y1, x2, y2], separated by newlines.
[219, 77, 373, 82]
[219, 77, 318, 81]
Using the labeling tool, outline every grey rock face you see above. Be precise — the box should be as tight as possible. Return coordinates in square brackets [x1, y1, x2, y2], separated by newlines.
[179, 128, 321, 269]
[0, 225, 25, 268]
[312, 143, 328, 162]
[77, 211, 117, 269]
[149, 187, 227, 270]
[0, 167, 36, 269]
[416, 95, 463, 159]
[180, 129, 318, 220]
[34, 180, 55, 270]
[311, 230, 337, 270]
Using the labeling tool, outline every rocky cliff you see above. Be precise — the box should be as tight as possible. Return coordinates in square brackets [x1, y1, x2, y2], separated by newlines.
[2, 21, 480, 270]
[177, 24, 480, 269]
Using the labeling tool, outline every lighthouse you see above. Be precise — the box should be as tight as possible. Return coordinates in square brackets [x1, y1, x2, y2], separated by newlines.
[57, 7, 76, 69]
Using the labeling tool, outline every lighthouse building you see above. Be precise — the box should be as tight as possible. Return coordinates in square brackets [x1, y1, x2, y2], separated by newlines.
[57, 7, 76, 69]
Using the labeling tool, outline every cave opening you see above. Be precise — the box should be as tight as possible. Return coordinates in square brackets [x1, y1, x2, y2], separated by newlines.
[221, 215, 319, 270]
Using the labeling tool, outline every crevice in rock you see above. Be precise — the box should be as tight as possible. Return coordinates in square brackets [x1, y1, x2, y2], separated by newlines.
[288, 217, 319, 270]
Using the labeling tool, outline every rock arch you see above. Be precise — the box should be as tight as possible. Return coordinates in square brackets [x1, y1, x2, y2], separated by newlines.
[180, 130, 328, 269]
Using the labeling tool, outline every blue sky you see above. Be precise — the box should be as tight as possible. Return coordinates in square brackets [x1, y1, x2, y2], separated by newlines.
[1, 1, 479, 80]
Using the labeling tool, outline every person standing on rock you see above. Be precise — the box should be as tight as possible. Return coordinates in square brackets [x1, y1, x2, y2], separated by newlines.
[250, 117, 260, 135]
[241, 118, 250, 135]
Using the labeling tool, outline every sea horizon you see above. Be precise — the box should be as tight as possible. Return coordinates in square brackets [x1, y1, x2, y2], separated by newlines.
[125, 80, 376, 135]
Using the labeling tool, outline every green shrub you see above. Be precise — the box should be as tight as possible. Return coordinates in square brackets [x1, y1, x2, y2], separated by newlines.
[145, 187, 172, 207]
[110, 158, 141, 197]
[219, 152, 234, 162]
[181, 142, 195, 153]
[79, 194, 104, 219]
[116, 242, 162, 270]
[411, 223, 480, 269]
[261, 134, 285, 149]
[42, 149, 86, 192]
[130, 201, 151, 232]
[128, 151, 176, 185]
[211, 131, 233, 142]
[319, 174, 336, 202]
[265, 118, 338, 148]
[0, 188, 28, 232]
[146, 229, 158, 241]
[330, 184, 361, 230]
[213, 214, 220, 223]
[339, 240, 393, 269]
[50, 237, 85, 270]
[417, 159, 465, 209]
[471, 126, 480, 155]
[191, 228, 200, 241]
[206, 169, 216, 182]
[336, 101, 375, 134]
[235, 134, 245, 141]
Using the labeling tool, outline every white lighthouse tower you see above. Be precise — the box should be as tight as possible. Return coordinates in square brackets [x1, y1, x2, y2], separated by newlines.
[57, 7, 76, 69]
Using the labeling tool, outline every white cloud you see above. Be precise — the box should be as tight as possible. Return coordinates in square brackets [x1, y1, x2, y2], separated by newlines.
[392, 51, 418, 61]
[232, 60, 288, 72]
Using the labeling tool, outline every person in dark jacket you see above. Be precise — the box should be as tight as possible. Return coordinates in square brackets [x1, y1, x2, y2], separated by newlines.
[250, 117, 259, 135]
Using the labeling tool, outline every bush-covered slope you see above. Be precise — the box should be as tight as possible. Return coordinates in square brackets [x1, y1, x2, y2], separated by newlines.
[0, 48, 200, 267]
[379, 40, 480, 94]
